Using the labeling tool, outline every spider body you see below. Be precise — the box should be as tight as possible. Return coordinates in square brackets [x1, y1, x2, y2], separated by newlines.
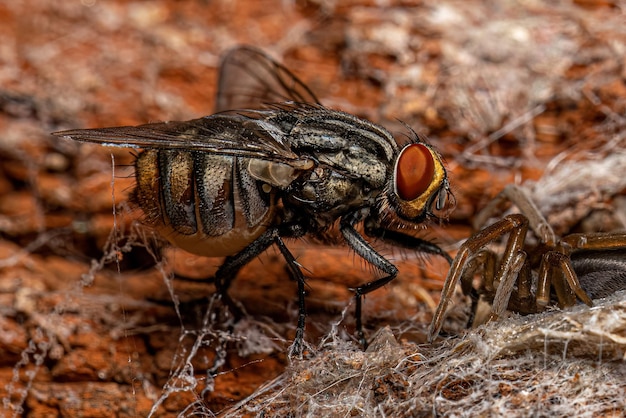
[429, 185, 626, 340]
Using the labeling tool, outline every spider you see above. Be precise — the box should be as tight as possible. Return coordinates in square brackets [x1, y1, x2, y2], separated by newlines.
[428, 184, 626, 341]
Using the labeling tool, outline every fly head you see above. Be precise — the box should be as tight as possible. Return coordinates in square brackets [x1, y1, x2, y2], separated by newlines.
[388, 133, 450, 224]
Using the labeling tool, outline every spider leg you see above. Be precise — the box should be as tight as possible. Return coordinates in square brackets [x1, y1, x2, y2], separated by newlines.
[488, 251, 526, 322]
[428, 213, 528, 341]
[460, 250, 496, 327]
[536, 251, 576, 309]
[460, 250, 497, 296]
[534, 231, 626, 310]
[561, 232, 626, 252]
[516, 260, 533, 302]
[485, 208, 529, 322]
[473, 184, 556, 245]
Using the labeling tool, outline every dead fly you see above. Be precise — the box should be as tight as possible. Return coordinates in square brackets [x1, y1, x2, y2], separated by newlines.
[54, 46, 452, 355]
[428, 184, 626, 341]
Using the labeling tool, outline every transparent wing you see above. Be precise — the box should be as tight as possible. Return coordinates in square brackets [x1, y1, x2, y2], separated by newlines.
[215, 46, 321, 112]
[53, 46, 322, 167]
[53, 111, 311, 166]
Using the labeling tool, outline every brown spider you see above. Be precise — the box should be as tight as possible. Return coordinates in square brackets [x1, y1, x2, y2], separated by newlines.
[428, 184, 626, 341]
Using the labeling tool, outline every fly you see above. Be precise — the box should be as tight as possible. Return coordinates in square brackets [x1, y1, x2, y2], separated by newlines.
[53, 46, 453, 355]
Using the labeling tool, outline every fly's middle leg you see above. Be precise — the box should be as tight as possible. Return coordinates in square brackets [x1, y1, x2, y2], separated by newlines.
[273, 236, 308, 357]
[214, 225, 309, 357]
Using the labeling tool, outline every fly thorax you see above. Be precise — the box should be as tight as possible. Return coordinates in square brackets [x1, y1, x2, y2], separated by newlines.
[316, 149, 387, 189]
[288, 167, 373, 219]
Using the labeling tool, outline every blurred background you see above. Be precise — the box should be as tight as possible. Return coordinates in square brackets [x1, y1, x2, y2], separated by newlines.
[0, 0, 624, 416]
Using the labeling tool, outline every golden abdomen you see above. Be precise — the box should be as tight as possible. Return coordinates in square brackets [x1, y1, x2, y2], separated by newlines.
[132, 150, 276, 257]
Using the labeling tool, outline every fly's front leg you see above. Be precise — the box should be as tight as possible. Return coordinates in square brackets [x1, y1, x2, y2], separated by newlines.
[367, 228, 454, 264]
[341, 214, 452, 347]
[341, 221, 397, 348]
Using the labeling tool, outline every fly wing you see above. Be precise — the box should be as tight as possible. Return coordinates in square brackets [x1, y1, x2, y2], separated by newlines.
[53, 45, 320, 169]
[215, 46, 321, 112]
[53, 112, 312, 167]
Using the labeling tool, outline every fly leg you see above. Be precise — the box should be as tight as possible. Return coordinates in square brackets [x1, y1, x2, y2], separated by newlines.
[341, 214, 452, 347]
[273, 237, 309, 357]
[341, 222, 397, 348]
[215, 224, 309, 356]
[365, 228, 453, 265]
[214, 229, 279, 321]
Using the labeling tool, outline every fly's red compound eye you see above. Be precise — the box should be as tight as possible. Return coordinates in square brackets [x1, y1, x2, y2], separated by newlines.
[395, 143, 435, 201]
